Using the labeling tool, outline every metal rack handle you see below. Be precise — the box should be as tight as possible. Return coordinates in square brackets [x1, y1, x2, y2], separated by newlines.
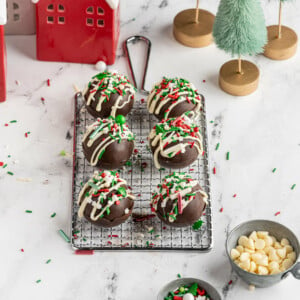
[124, 35, 151, 95]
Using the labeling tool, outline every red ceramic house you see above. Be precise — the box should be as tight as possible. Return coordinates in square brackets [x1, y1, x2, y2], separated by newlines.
[35, 0, 120, 65]
[0, 0, 7, 102]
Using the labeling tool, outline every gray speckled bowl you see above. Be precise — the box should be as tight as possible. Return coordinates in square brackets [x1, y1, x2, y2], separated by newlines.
[226, 219, 300, 288]
[157, 277, 222, 300]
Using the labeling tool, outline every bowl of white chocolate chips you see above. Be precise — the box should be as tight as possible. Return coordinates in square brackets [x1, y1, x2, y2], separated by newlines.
[226, 220, 300, 287]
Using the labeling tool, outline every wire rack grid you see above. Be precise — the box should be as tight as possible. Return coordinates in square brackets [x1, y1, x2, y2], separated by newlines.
[71, 94, 213, 251]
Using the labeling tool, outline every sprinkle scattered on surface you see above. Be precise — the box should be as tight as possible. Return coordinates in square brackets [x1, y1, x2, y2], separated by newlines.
[10, 120, 17, 123]
[210, 120, 214, 124]
[233, 194, 237, 198]
[59, 150, 66, 156]
[25, 210, 32, 213]
[0, 162, 3, 167]
[20, 248, 24, 252]
[25, 132, 30, 138]
[215, 143, 220, 150]
[36, 279, 41, 284]
[51, 213, 56, 218]
[58, 229, 70, 243]
[275, 211, 281, 216]
[220, 207, 224, 213]
[7, 171, 14, 176]
[177, 273, 181, 278]
[228, 280, 233, 285]
[46, 259, 51, 264]
[226, 152, 230, 160]
[272, 168, 277, 173]
[47, 79, 50, 86]
[291, 184, 296, 190]
[213, 167, 216, 174]
[202, 79, 206, 83]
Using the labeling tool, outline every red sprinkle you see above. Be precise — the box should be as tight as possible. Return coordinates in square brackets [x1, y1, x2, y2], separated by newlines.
[47, 79, 50, 86]
[4, 123, 8, 127]
[20, 248, 24, 252]
[228, 280, 233, 285]
[233, 194, 237, 198]
[108, 234, 119, 238]
[213, 167, 216, 174]
[275, 211, 281, 216]
[173, 296, 182, 300]
[220, 207, 224, 213]
[141, 98, 145, 103]
[115, 200, 120, 205]
[134, 149, 139, 154]
[0, 162, 3, 167]
[25, 132, 28, 138]
[107, 241, 112, 245]
[202, 79, 206, 83]
[75, 250, 94, 255]
[41, 97, 45, 102]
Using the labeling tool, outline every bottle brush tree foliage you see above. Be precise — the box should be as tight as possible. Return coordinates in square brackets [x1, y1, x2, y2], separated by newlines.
[213, 0, 267, 57]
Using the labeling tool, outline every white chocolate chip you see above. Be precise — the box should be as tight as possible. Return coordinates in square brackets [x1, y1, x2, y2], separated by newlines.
[255, 239, 265, 250]
[269, 248, 280, 262]
[238, 236, 249, 247]
[285, 245, 293, 254]
[258, 266, 269, 275]
[236, 245, 244, 253]
[250, 261, 257, 273]
[244, 248, 255, 254]
[269, 261, 280, 270]
[274, 242, 282, 249]
[231, 249, 241, 260]
[264, 236, 274, 247]
[270, 268, 281, 275]
[282, 258, 294, 270]
[249, 231, 258, 241]
[257, 231, 269, 239]
[240, 259, 251, 271]
[248, 284, 255, 291]
[287, 252, 296, 261]
[240, 252, 250, 262]
[281, 238, 290, 246]
[256, 255, 269, 267]
[247, 238, 255, 250]
[251, 253, 263, 263]
[277, 247, 286, 259]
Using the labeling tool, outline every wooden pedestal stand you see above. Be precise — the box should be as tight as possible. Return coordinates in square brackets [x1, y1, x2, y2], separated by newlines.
[173, 0, 215, 48]
[264, 2, 298, 60]
[219, 59, 259, 96]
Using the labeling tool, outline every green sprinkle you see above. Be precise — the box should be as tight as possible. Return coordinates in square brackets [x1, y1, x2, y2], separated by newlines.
[83, 238, 87, 242]
[2, 164, 7, 168]
[10, 120, 17, 123]
[272, 168, 277, 173]
[215, 143, 220, 150]
[51, 212, 56, 218]
[210, 120, 214, 123]
[46, 259, 51, 264]
[74, 230, 80, 234]
[36, 279, 41, 284]
[59, 150, 66, 156]
[25, 210, 32, 213]
[7, 171, 14, 175]
[177, 273, 181, 278]
[291, 184, 296, 190]
[98, 149, 105, 160]
[192, 220, 203, 231]
[226, 152, 230, 160]
[58, 229, 70, 243]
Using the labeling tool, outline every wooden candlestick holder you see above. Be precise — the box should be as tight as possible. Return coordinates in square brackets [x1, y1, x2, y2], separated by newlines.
[173, 9, 215, 48]
[219, 60, 259, 96]
[264, 25, 298, 60]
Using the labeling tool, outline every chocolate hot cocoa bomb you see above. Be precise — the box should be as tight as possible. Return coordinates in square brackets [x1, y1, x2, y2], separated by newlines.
[78, 170, 135, 227]
[148, 116, 203, 169]
[83, 71, 136, 118]
[150, 172, 208, 227]
[147, 77, 203, 120]
[82, 115, 135, 170]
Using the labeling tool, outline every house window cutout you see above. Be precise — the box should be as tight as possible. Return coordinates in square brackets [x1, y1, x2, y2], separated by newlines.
[86, 7, 94, 14]
[47, 4, 54, 11]
[47, 16, 54, 24]
[86, 18, 94, 26]
[58, 16, 65, 24]
[13, 2, 19, 9]
[13, 14, 20, 21]
[97, 7, 104, 15]
[97, 19, 104, 27]
[58, 4, 65, 12]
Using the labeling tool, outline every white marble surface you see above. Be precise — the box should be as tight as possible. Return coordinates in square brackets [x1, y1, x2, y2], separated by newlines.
[1, 0, 300, 299]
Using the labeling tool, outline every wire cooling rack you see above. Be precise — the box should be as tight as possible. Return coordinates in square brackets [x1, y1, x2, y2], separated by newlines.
[71, 94, 213, 251]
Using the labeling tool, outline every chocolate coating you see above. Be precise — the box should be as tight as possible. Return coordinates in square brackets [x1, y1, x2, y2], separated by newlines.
[82, 117, 135, 170]
[78, 171, 135, 228]
[83, 71, 136, 119]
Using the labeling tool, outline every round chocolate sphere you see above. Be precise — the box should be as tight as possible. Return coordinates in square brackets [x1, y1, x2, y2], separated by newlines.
[82, 116, 135, 169]
[150, 172, 207, 227]
[148, 116, 203, 169]
[147, 77, 203, 120]
[78, 170, 135, 227]
[83, 71, 136, 118]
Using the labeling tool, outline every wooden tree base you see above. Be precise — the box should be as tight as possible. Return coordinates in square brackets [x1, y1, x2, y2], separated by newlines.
[264, 25, 298, 60]
[173, 9, 215, 48]
[219, 60, 260, 96]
